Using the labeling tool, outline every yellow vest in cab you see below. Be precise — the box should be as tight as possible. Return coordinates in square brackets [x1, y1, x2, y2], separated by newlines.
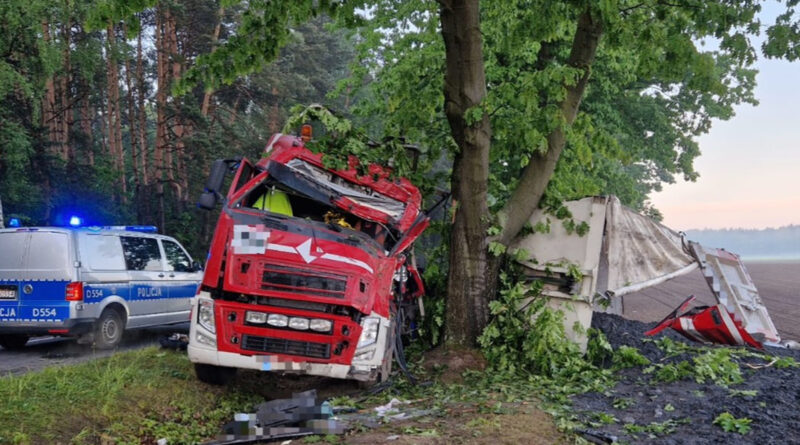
[253, 190, 293, 216]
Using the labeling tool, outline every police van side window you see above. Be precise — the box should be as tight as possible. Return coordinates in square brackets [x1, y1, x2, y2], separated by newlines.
[120, 237, 163, 271]
[162, 240, 192, 272]
[79, 234, 126, 270]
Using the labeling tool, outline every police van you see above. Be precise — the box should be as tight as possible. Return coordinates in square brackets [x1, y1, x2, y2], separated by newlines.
[0, 225, 202, 350]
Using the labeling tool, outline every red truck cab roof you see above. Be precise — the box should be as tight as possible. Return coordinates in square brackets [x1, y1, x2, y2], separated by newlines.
[246, 133, 423, 233]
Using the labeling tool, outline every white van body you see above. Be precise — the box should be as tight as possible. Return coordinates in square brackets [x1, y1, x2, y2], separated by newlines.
[0, 226, 202, 349]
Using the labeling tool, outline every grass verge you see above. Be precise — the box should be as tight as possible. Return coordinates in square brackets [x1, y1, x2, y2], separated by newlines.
[0, 347, 261, 444]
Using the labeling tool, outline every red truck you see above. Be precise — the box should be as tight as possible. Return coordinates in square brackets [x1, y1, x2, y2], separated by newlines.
[188, 131, 430, 384]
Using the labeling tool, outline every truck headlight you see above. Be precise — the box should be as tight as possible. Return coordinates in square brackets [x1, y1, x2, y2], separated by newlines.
[195, 331, 216, 347]
[309, 319, 332, 332]
[267, 314, 288, 327]
[357, 317, 380, 348]
[197, 299, 215, 334]
[246, 311, 267, 324]
[353, 349, 375, 361]
[289, 317, 310, 330]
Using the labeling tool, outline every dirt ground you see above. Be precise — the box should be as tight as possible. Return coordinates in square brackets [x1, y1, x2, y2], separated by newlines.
[572, 313, 800, 444]
[623, 261, 800, 341]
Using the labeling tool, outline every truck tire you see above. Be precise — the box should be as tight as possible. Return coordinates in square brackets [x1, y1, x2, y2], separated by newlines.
[0, 334, 30, 350]
[194, 363, 237, 385]
[94, 308, 125, 349]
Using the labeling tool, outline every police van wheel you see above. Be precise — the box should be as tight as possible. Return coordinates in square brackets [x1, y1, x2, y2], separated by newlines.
[0, 334, 29, 350]
[194, 363, 237, 385]
[95, 308, 125, 349]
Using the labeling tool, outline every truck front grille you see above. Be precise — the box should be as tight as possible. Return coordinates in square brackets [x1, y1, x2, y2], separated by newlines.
[261, 265, 347, 299]
[241, 334, 331, 359]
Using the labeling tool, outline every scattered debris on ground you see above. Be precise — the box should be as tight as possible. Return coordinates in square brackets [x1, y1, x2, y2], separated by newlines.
[207, 389, 345, 444]
[572, 313, 800, 444]
[159, 333, 189, 351]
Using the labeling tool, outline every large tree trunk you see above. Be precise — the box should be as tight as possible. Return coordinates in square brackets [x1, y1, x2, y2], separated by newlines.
[201, 7, 224, 118]
[440, 5, 604, 346]
[123, 22, 141, 212]
[136, 25, 148, 186]
[41, 21, 58, 158]
[155, 6, 168, 230]
[496, 10, 603, 246]
[440, 0, 493, 346]
[106, 23, 127, 202]
[59, 16, 72, 162]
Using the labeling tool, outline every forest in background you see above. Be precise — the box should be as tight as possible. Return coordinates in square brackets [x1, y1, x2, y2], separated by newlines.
[0, 2, 354, 256]
[686, 225, 800, 260]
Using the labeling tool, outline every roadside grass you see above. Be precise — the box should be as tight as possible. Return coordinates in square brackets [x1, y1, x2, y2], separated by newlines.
[0, 345, 572, 445]
[0, 347, 261, 444]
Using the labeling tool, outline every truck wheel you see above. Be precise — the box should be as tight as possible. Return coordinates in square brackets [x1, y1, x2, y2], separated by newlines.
[94, 308, 125, 349]
[194, 363, 237, 385]
[0, 334, 30, 350]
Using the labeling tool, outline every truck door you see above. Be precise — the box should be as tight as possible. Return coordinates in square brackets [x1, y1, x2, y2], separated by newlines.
[120, 236, 168, 327]
[160, 238, 200, 323]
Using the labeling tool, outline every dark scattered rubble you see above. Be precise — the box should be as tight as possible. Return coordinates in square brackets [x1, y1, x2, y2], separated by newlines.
[572, 313, 800, 444]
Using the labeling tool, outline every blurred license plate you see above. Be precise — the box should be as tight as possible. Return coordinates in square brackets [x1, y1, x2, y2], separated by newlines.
[0, 286, 17, 300]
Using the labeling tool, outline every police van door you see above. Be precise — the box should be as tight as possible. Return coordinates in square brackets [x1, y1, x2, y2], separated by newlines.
[78, 232, 130, 311]
[159, 238, 199, 324]
[119, 235, 169, 328]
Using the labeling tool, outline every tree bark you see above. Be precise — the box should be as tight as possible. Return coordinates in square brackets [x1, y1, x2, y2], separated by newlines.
[201, 7, 224, 118]
[59, 14, 72, 162]
[496, 9, 603, 246]
[106, 22, 127, 202]
[123, 23, 140, 197]
[440, 0, 493, 346]
[155, 6, 167, 229]
[136, 24, 148, 186]
[79, 78, 94, 166]
[41, 21, 58, 159]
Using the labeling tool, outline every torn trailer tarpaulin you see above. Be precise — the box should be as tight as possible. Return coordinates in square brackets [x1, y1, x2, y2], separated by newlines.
[512, 196, 698, 307]
[511, 196, 700, 350]
[511, 195, 781, 350]
[645, 295, 763, 348]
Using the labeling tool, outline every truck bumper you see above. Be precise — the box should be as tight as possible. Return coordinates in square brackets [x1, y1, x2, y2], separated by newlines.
[187, 295, 390, 381]
[188, 342, 352, 379]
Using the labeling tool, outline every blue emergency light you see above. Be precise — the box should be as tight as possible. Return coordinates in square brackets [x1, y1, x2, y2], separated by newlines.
[8, 218, 21, 228]
[122, 225, 158, 233]
[69, 216, 83, 227]
[84, 225, 158, 233]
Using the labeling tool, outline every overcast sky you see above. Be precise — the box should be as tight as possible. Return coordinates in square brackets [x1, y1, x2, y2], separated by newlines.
[649, 2, 800, 231]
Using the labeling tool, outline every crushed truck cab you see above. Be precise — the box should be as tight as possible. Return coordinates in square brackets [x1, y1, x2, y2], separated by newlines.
[188, 133, 428, 384]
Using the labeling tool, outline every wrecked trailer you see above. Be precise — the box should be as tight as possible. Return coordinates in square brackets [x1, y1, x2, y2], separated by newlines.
[189, 132, 431, 384]
[511, 195, 785, 350]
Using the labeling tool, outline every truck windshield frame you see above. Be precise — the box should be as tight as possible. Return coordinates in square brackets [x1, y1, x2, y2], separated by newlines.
[229, 172, 398, 252]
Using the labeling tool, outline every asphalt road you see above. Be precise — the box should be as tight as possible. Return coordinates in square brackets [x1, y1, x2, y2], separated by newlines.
[0, 323, 189, 376]
[623, 260, 800, 341]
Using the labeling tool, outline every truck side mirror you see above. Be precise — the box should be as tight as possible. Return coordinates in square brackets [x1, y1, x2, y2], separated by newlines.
[205, 160, 228, 194]
[192, 261, 203, 272]
[197, 191, 217, 210]
[197, 159, 229, 210]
